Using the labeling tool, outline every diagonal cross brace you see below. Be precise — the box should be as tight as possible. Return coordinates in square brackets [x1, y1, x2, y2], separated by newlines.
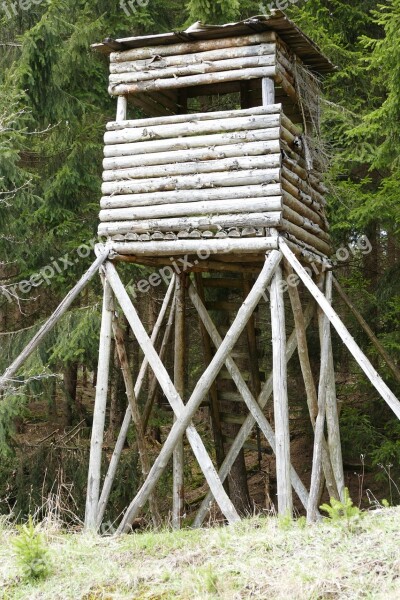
[194, 301, 315, 527]
[280, 240, 400, 421]
[188, 282, 309, 515]
[105, 250, 282, 533]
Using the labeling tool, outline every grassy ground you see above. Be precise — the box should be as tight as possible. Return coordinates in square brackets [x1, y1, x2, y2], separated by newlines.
[1, 507, 400, 599]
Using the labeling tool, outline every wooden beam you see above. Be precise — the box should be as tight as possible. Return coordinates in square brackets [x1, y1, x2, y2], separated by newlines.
[112, 315, 162, 528]
[188, 280, 309, 512]
[96, 275, 175, 526]
[112, 251, 282, 532]
[333, 277, 400, 385]
[270, 265, 293, 516]
[194, 301, 315, 527]
[172, 275, 186, 529]
[0, 249, 110, 393]
[85, 278, 113, 530]
[280, 240, 400, 420]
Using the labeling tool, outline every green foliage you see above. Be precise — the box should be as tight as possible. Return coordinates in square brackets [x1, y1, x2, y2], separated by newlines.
[187, 0, 240, 24]
[12, 516, 51, 580]
[320, 488, 362, 527]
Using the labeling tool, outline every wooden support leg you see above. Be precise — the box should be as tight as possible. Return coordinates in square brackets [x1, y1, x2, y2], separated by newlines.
[112, 316, 162, 528]
[194, 273, 226, 473]
[270, 265, 293, 516]
[109, 251, 282, 533]
[85, 277, 113, 529]
[96, 275, 175, 527]
[285, 263, 338, 502]
[188, 281, 309, 513]
[280, 239, 400, 421]
[322, 273, 345, 500]
[0, 250, 109, 393]
[172, 274, 186, 529]
[194, 301, 315, 527]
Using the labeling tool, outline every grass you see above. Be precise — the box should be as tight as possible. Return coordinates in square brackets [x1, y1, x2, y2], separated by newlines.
[1, 508, 400, 599]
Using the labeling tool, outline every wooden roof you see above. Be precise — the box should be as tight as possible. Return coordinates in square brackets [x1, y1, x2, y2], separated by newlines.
[92, 11, 334, 75]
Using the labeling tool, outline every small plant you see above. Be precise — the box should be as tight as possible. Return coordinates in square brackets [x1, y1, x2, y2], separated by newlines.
[12, 516, 51, 580]
[320, 488, 363, 529]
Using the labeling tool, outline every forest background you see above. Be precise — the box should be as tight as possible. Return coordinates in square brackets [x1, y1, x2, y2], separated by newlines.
[0, 0, 399, 523]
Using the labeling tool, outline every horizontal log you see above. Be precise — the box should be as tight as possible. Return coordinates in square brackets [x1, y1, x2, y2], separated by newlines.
[102, 154, 281, 182]
[281, 171, 326, 207]
[100, 197, 283, 222]
[110, 32, 276, 62]
[282, 206, 330, 242]
[104, 113, 281, 145]
[100, 183, 282, 209]
[109, 67, 276, 95]
[282, 190, 327, 229]
[109, 56, 276, 85]
[275, 68, 298, 104]
[280, 236, 332, 268]
[281, 114, 302, 138]
[106, 104, 282, 131]
[110, 237, 279, 256]
[101, 168, 281, 196]
[98, 212, 282, 235]
[281, 219, 331, 256]
[104, 128, 281, 158]
[110, 43, 276, 74]
[103, 140, 281, 171]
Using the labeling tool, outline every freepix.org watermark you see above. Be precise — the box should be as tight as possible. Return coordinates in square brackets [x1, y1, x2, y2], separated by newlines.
[258, 0, 311, 15]
[120, 0, 149, 17]
[1, 0, 44, 20]
[1, 238, 98, 304]
[127, 235, 373, 298]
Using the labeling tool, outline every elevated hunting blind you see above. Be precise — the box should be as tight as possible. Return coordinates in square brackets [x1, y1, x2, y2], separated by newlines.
[2, 12, 399, 534]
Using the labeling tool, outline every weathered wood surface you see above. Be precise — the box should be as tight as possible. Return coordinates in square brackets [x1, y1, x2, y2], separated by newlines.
[104, 114, 280, 146]
[104, 128, 281, 158]
[280, 240, 400, 421]
[103, 154, 281, 182]
[114, 252, 282, 532]
[103, 141, 281, 172]
[96, 275, 176, 526]
[100, 198, 282, 223]
[110, 237, 279, 256]
[85, 278, 113, 530]
[101, 169, 281, 197]
[110, 32, 276, 62]
[101, 184, 282, 210]
[173, 275, 186, 529]
[109, 55, 276, 85]
[194, 301, 316, 526]
[0, 249, 110, 393]
[105, 263, 241, 530]
[110, 44, 276, 74]
[270, 265, 293, 516]
[188, 281, 309, 514]
[112, 317, 162, 528]
[109, 67, 276, 95]
[98, 212, 282, 236]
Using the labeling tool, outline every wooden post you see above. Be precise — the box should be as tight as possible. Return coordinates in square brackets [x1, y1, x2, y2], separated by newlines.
[172, 274, 185, 529]
[194, 273, 226, 473]
[262, 77, 275, 105]
[194, 301, 315, 527]
[0, 250, 109, 393]
[333, 277, 400, 385]
[111, 251, 282, 533]
[270, 264, 293, 516]
[322, 273, 345, 500]
[96, 275, 175, 526]
[116, 95, 128, 121]
[85, 277, 113, 529]
[188, 281, 309, 511]
[285, 263, 338, 501]
[112, 316, 162, 528]
[280, 240, 400, 421]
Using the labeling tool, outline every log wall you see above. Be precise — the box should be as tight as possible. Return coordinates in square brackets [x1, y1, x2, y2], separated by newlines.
[99, 104, 330, 258]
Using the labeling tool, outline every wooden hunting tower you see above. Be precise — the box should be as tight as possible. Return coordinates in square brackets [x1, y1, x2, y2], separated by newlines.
[75, 12, 399, 532]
